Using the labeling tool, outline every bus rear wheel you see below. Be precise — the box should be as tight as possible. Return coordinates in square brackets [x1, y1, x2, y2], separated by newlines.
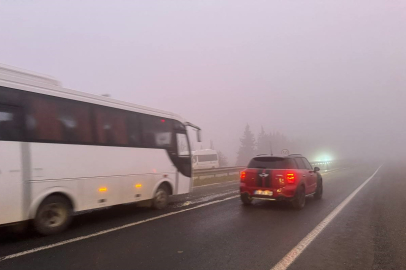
[152, 185, 169, 210]
[34, 195, 73, 235]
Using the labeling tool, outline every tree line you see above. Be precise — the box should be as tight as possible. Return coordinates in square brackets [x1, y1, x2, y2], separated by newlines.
[235, 124, 302, 166]
[212, 124, 308, 167]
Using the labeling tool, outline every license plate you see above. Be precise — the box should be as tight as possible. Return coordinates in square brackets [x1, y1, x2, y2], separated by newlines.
[254, 190, 273, 196]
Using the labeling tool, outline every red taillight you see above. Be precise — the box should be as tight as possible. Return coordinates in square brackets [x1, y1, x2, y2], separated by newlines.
[240, 171, 246, 181]
[286, 173, 295, 184]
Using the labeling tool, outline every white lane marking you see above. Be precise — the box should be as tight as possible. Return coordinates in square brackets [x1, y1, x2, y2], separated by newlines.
[193, 180, 239, 189]
[0, 195, 239, 262]
[171, 190, 239, 208]
[270, 165, 382, 270]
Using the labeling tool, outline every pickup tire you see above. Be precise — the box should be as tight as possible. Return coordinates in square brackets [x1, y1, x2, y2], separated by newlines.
[292, 185, 306, 210]
[240, 193, 253, 206]
[314, 176, 323, 200]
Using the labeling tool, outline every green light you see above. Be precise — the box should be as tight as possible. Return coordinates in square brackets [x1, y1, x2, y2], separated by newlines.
[315, 154, 332, 162]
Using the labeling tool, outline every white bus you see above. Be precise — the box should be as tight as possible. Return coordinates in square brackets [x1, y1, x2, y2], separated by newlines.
[192, 149, 219, 169]
[0, 64, 201, 235]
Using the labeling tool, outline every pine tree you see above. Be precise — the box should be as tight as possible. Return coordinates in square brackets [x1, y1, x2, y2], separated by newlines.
[256, 126, 269, 155]
[236, 124, 256, 166]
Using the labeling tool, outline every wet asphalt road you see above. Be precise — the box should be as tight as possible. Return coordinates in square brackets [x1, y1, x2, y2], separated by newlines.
[0, 162, 405, 270]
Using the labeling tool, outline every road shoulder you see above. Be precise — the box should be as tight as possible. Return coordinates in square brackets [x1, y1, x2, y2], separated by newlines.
[289, 164, 406, 270]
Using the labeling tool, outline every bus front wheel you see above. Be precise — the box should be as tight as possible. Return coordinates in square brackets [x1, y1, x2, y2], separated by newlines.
[152, 185, 169, 210]
[34, 195, 73, 235]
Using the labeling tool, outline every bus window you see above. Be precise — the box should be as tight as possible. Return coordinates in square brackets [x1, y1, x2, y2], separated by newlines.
[127, 112, 142, 147]
[140, 115, 174, 149]
[26, 94, 92, 144]
[174, 121, 186, 131]
[26, 95, 63, 142]
[0, 86, 21, 106]
[94, 107, 129, 146]
[58, 100, 92, 143]
[177, 133, 190, 156]
[175, 132, 192, 177]
[0, 105, 23, 141]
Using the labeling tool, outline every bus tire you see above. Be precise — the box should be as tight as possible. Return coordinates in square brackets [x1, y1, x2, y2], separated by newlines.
[152, 185, 169, 210]
[34, 195, 73, 235]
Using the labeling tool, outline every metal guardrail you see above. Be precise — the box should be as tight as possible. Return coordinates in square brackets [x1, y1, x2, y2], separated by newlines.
[193, 166, 245, 178]
[310, 161, 336, 171]
[193, 161, 338, 179]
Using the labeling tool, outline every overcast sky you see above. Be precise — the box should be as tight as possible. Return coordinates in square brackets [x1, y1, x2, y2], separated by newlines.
[1, 0, 405, 162]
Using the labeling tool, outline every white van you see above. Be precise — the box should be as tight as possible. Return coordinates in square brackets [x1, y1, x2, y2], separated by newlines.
[192, 149, 219, 170]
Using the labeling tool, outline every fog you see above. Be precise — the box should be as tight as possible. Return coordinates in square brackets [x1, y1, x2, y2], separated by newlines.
[1, 0, 405, 163]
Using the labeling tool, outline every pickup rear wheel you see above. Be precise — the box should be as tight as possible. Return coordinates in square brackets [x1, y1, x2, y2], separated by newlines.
[292, 185, 306, 210]
[240, 193, 253, 206]
[314, 177, 323, 200]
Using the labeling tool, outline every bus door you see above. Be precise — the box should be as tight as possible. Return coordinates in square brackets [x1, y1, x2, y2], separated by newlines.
[175, 132, 192, 194]
[0, 104, 24, 224]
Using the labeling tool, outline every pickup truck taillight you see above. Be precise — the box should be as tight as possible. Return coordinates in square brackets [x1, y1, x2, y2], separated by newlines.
[286, 172, 295, 184]
[240, 170, 246, 181]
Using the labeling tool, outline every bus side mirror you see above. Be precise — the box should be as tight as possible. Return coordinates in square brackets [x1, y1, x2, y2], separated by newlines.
[185, 122, 202, 142]
[197, 130, 202, 142]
